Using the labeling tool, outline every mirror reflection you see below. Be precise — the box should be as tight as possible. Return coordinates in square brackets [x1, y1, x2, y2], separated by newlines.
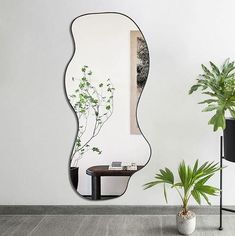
[65, 13, 150, 200]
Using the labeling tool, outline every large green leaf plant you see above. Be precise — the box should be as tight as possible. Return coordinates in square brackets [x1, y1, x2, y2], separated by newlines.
[144, 160, 220, 215]
[189, 59, 235, 131]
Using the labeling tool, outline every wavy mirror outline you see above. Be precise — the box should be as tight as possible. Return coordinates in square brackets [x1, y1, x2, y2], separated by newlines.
[64, 12, 152, 200]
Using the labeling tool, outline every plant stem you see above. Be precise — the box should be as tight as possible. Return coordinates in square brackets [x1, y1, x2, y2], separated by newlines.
[174, 187, 184, 202]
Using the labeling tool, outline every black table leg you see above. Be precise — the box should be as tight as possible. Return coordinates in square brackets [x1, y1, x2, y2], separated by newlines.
[91, 176, 101, 200]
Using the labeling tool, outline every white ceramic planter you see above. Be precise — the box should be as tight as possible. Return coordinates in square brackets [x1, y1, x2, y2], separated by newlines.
[176, 211, 196, 235]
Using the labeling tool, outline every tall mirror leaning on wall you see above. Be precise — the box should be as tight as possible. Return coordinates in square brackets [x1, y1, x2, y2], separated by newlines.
[65, 12, 150, 200]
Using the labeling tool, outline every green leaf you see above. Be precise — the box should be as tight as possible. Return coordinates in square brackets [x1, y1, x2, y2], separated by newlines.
[200, 192, 211, 205]
[157, 168, 174, 185]
[191, 189, 201, 205]
[143, 181, 164, 190]
[92, 147, 102, 155]
[209, 61, 220, 76]
[198, 99, 218, 104]
[106, 105, 111, 110]
[189, 84, 201, 94]
[202, 104, 218, 112]
[195, 185, 219, 196]
[201, 64, 212, 75]
[222, 58, 230, 69]
[193, 159, 199, 174]
[178, 161, 187, 186]
[202, 92, 216, 97]
[208, 111, 225, 131]
[165, 168, 174, 184]
[172, 182, 183, 188]
[196, 174, 213, 186]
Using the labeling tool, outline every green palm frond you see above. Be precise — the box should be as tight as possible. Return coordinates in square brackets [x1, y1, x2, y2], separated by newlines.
[144, 160, 222, 213]
[144, 167, 174, 190]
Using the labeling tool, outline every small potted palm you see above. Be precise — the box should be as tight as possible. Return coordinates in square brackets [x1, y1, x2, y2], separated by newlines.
[189, 59, 235, 162]
[144, 160, 220, 235]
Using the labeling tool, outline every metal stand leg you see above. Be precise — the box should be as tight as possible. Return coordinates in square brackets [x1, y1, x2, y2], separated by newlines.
[219, 136, 223, 231]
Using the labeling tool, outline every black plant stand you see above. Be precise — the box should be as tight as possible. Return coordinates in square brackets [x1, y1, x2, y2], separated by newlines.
[219, 136, 235, 231]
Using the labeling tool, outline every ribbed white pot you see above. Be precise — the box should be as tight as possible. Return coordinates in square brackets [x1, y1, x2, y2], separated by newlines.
[176, 211, 196, 235]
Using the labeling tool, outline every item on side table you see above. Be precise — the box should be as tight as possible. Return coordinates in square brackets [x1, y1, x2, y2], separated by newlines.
[127, 163, 137, 170]
[109, 161, 123, 170]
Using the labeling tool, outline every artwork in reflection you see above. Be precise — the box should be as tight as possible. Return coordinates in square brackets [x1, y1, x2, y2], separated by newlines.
[65, 13, 150, 200]
[130, 31, 149, 134]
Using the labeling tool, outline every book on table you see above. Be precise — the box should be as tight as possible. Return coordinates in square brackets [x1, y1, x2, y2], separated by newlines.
[108, 162, 138, 170]
[108, 161, 123, 170]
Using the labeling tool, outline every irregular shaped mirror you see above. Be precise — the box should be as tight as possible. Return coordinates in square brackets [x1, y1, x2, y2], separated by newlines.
[65, 12, 150, 200]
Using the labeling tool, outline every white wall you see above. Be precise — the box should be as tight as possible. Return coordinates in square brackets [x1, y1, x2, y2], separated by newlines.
[65, 14, 150, 195]
[1, 0, 235, 205]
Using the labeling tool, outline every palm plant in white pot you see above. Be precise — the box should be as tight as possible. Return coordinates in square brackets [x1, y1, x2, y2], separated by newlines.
[144, 160, 220, 235]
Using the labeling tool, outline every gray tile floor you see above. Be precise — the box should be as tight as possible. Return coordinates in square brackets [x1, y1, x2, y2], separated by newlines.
[0, 215, 234, 236]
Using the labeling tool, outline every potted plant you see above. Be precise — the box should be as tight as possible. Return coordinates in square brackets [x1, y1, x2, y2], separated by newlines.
[68, 65, 115, 189]
[144, 160, 220, 235]
[189, 59, 235, 162]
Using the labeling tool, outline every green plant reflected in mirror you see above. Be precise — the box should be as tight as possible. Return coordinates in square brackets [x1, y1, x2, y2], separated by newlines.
[65, 12, 151, 200]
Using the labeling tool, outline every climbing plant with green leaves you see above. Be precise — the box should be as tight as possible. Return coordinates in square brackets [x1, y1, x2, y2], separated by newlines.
[69, 66, 115, 166]
[189, 59, 235, 131]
